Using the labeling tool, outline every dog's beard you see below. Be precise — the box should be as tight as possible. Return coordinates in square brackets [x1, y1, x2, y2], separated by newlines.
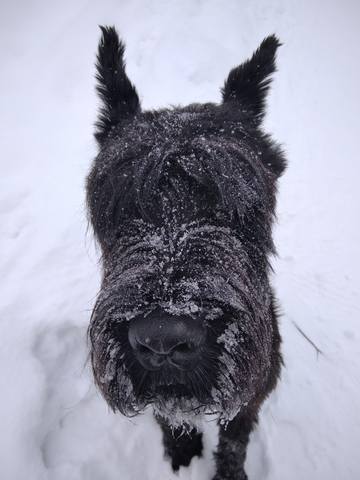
[91, 315, 224, 424]
[131, 365, 216, 427]
[89, 220, 274, 426]
[90, 310, 272, 428]
[117, 358, 232, 427]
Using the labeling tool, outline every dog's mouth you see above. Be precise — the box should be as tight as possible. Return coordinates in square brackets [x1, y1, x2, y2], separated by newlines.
[133, 367, 212, 407]
[142, 373, 195, 399]
[150, 383, 192, 399]
[147, 381, 209, 421]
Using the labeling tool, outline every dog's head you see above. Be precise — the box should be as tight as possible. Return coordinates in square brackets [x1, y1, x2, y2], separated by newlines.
[87, 27, 286, 425]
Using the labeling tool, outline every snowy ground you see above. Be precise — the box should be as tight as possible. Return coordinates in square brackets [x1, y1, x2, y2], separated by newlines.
[1, 1, 360, 479]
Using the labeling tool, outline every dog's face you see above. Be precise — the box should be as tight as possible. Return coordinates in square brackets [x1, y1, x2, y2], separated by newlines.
[87, 27, 286, 425]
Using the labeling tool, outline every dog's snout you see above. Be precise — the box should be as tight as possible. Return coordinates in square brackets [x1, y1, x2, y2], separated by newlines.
[128, 311, 205, 371]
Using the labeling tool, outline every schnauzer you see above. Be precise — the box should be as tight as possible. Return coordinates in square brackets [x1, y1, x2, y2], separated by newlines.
[86, 26, 286, 480]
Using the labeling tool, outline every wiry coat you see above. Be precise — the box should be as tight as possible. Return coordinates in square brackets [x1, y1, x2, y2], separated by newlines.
[87, 26, 286, 479]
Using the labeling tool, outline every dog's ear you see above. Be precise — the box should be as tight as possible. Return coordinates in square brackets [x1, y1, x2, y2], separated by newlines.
[221, 35, 281, 126]
[95, 26, 140, 145]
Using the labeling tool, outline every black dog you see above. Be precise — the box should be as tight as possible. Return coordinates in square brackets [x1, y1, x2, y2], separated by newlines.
[87, 26, 286, 480]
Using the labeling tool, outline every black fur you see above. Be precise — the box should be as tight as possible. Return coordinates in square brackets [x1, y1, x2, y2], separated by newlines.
[222, 35, 281, 127]
[87, 26, 286, 479]
[156, 416, 204, 471]
[95, 26, 140, 145]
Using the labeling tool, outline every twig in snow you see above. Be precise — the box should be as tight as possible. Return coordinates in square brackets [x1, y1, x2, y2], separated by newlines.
[292, 321, 323, 357]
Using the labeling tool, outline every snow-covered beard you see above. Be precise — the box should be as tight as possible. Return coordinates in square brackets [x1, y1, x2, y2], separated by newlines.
[88, 218, 275, 427]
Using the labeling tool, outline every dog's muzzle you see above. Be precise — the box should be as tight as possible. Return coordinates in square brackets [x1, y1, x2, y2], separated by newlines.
[128, 310, 206, 371]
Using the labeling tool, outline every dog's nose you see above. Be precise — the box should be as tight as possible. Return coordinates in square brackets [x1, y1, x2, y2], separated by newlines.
[128, 310, 205, 371]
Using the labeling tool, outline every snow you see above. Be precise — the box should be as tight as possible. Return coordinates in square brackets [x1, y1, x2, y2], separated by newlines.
[1, 0, 359, 479]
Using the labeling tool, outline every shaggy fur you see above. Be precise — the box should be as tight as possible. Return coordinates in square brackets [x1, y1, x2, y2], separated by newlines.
[87, 26, 286, 479]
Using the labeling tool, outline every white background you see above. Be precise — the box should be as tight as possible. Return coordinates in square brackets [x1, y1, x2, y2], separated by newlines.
[1, 1, 359, 479]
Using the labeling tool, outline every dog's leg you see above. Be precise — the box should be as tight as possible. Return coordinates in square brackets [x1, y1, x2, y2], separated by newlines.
[213, 410, 257, 480]
[155, 415, 203, 471]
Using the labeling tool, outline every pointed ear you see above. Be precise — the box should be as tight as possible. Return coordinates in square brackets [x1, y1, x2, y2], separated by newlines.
[221, 35, 281, 125]
[95, 26, 140, 145]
